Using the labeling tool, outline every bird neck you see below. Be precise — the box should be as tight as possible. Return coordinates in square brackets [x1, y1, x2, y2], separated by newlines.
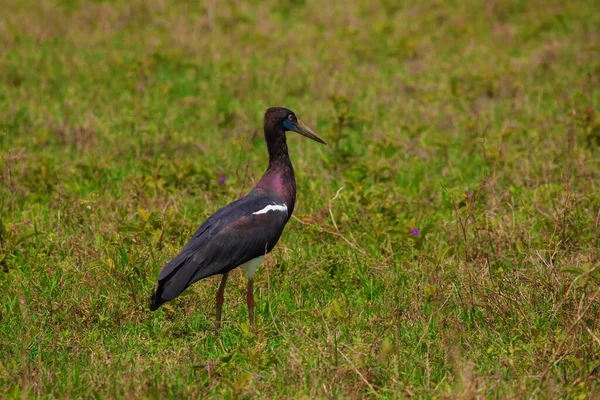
[266, 128, 291, 165]
[256, 128, 296, 216]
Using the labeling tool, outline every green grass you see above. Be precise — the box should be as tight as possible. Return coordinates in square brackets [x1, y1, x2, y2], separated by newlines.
[1, 0, 600, 397]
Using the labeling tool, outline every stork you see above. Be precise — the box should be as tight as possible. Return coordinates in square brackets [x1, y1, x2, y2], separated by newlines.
[150, 107, 325, 334]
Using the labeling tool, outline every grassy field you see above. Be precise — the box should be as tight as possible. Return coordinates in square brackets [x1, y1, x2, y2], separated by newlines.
[1, 0, 600, 398]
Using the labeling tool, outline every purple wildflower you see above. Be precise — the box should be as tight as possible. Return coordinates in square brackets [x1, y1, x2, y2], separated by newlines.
[136, 83, 144, 92]
[409, 227, 420, 237]
[466, 190, 473, 199]
[205, 362, 214, 372]
[217, 170, 227, 185]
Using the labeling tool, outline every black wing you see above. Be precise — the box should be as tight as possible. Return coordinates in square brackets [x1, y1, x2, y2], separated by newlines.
[150, 190, 289, 310]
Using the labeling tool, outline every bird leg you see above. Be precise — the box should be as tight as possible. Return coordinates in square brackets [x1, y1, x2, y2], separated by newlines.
[215, 272, 229, 335]
[246, 278, 255, 328]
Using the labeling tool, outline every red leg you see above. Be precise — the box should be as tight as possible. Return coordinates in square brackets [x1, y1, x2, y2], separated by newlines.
[246, 278, 255, 328]
[215, 272, 228, 335]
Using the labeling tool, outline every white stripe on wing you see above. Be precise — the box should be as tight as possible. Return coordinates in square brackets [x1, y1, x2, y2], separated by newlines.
[252, 203, 288, 216]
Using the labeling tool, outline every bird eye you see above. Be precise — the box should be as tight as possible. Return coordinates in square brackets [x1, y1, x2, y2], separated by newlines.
[288, 114, 295, 121]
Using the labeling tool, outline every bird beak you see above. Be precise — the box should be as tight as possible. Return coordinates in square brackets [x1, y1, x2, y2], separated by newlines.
[292, 120, 326, 145]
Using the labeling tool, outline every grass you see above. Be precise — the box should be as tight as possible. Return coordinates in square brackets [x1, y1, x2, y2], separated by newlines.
[1, 0, 600, 397]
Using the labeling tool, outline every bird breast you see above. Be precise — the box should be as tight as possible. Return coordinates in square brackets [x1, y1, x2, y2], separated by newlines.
[242, 256, 264, 279]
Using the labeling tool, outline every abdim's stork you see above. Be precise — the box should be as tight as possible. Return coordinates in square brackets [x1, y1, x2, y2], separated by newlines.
[150, 107, 325, 334]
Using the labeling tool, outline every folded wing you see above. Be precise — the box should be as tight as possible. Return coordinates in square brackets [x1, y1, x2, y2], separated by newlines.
[150, 191, 289, 310]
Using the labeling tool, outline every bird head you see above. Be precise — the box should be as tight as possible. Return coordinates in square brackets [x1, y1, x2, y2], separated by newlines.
[264, 107, 326, 145]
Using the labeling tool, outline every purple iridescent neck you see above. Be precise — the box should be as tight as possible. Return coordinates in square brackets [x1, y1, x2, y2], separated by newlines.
[256, 127, 296, 216]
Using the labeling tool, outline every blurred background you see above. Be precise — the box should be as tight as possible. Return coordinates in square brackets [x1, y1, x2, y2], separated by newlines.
[1, 0, 599, 397]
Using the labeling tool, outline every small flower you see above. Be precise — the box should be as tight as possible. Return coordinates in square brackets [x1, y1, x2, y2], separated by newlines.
[466, 190, 473, 199]
[204, 362, 214, 372]
[409, 227, 420, 237]
[136, 83, 144, 91]
[217, 170, 228, 185]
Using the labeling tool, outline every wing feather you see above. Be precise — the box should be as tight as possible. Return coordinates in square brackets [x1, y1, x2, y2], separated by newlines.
[150, 190, 290, 310]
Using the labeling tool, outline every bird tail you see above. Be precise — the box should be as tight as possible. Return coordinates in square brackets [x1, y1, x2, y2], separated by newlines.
[150, 284, 167, 311]
[149, 253, 203, 311]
